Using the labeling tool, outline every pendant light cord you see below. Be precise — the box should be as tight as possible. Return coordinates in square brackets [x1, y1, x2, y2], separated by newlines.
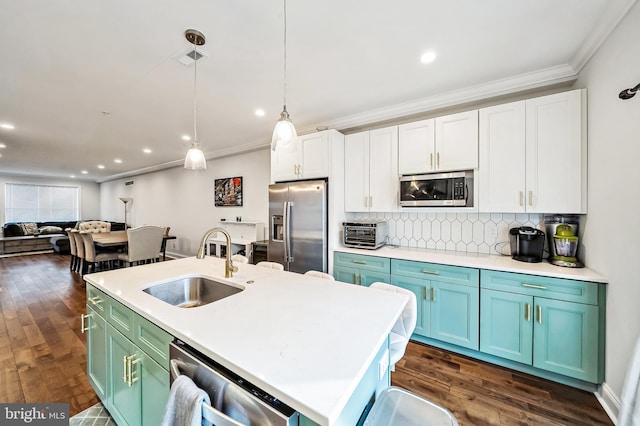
[193, 45, 198, 144]
[283, 0, 288, 109]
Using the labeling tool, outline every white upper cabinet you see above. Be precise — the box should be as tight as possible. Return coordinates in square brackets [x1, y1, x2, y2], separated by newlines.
[271, 130, 336, 183]
[479, 101, 527, 212]
[479, 89, 587, 213]
[345, 126, 398, 212]
[399, 110, 478, 175]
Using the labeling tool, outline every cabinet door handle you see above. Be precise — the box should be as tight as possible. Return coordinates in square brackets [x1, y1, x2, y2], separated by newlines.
[357, 274, 362, 286]
[127, 356, 140, 387]
[421, 269, 440, 275]
[352, 260, 366, 265]
[528, 191, 533, 206]
[369, 196, 373, 208]
[522, 283, 546, 290]
[437, 152, 440, 168]
[88, 296, 102, 306]
[430, 153, 433, 169]
[363, 196, 368, 208]
[536, 305, 542, 324]
[422, 287, 428, 300]
[525, 303, 531, 322]
[431, 287, 436, 302]
[519, 191, 524, 207]
[80, 313, 89, 333]
[123, 356, 129, 384]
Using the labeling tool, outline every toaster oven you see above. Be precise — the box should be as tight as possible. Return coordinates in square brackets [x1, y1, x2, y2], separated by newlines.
[343, 221, 388, 249]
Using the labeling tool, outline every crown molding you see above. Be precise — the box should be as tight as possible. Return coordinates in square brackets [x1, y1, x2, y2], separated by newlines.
[319, 64, 579, 131]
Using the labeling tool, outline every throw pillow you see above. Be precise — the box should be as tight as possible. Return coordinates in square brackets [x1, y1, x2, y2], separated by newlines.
[39, 225, 63, 234]
[20, 223, 39, 235]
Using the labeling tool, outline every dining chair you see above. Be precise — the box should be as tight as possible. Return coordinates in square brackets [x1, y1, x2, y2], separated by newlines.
[80, 231, 120, 274]
[304, 270, 335, 280]
[70, 230, 85, 274]
[78, 221, 111, 233]
[65, 228, 78, 271]
[231, 254, 249, 264]
[369, 282, 417, 371]
[256, 261, 285, 271]
[118, 225, 165, 267]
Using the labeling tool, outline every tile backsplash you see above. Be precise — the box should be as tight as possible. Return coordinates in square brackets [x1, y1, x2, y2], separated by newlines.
[353, 212, 543, 256]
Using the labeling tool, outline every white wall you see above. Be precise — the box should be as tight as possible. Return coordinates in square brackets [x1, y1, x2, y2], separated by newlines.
[99, 148, 271, 257]
[574, 1, 640, 420]
[0, 175, 101, 224]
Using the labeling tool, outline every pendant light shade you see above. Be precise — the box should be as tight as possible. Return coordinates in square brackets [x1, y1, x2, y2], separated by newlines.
[184, 29, 207, 170]
[272, 0, 297, 151]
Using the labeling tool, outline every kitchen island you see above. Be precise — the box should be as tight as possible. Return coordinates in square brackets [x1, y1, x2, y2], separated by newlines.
[84, 256, 408, 426]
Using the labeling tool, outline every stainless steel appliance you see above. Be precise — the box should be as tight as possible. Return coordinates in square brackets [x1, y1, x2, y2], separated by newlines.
[343, 220, 388, 249]
[399, 171, 474, 207]
[268, 179, 327, 273]
[169, 340, 299, 426]
[509, 226, 545, 263]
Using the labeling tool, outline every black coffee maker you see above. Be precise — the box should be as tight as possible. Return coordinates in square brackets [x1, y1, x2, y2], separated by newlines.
[509, 226, 545, 263]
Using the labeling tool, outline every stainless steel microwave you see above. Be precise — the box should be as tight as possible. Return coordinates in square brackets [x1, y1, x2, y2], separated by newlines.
[399, 171, 474, 207]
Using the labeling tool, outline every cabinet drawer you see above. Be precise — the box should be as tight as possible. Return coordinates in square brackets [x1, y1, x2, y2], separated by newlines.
[392, 259, 479, 287]
[105, 295, 135, 340]
[134, 313, 173, 370]
[334, 252, 390, 273]
[481, 270, 598, 305]
[86, 285, 108, 315]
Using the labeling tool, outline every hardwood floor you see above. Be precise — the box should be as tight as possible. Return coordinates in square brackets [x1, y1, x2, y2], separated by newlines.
[0, 253, 613, 424]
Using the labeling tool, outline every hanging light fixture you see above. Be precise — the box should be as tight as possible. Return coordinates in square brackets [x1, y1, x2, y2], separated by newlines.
[271, 0, 297, 151]
[184, 29, 207, 170]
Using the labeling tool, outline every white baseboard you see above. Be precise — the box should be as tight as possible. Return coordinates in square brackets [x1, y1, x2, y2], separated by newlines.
[596, 382, 620, 425]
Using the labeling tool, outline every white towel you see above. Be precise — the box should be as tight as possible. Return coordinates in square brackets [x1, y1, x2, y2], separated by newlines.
[619, 334, 640, 426]
[162, 375, 212, 426]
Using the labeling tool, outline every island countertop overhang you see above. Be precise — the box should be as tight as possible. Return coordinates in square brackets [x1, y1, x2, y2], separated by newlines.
[84, 256, 407, 425]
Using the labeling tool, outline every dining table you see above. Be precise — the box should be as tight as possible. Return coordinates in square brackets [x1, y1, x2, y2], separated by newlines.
[92, 231, 176, 261]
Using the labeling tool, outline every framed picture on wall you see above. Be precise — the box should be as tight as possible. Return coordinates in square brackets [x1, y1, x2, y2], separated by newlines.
[214, 177, 243, 207]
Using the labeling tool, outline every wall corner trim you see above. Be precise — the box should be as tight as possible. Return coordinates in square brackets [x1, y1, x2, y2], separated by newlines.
[596, 382, 620, 425]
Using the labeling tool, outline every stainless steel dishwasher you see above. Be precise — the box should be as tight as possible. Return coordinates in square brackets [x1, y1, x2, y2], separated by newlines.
[169, 340, 299, 426]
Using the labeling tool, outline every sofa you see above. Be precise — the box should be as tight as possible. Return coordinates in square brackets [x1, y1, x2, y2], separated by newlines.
[1, 221, 126, 255]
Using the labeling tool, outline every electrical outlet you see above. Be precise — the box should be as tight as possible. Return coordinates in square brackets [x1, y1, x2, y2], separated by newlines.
[485, 224, 498, 240]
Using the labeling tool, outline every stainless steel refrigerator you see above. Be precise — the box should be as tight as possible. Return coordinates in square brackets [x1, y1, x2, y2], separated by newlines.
[268, 179, 328, 273]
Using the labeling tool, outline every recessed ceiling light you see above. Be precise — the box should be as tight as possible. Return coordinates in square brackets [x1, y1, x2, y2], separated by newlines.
[0, 143, 5, 148]
[181, 135, 191, 141]
[114, 158, 122, 164]
[81, 170, 88, 174]
[0, 123, 15, 130]
[255, 109, 265, 117]
[143, 148, 152, 154]
[420, 51, 437, 64]
[97, 164, 105, 169]
[70, 175, 76, 178]
[0, 153, 3, 158]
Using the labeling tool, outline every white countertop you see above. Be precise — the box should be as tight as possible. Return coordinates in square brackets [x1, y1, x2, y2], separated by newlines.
[84, 257, 408, 425]
[336, 245, 607, 283]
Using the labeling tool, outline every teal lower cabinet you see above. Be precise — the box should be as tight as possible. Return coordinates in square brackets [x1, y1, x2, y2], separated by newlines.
[334, 252, 391, 286]
[391, 259, 480, 350]
[85, 284, 172, 426]
[480, 270, 603, 384]
[86, 305, 108, 402]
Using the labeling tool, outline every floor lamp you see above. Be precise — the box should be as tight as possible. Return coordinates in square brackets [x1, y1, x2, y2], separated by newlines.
[119, 198, 132, 228]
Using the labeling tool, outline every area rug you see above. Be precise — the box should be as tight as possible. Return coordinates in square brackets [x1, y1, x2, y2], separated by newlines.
[69, 402, 116, 426]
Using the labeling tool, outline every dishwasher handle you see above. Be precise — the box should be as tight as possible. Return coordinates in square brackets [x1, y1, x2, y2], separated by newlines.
[169, 359, 244, 426]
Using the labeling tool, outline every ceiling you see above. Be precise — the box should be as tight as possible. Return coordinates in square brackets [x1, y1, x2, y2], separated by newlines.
[0, 0, 635, 182]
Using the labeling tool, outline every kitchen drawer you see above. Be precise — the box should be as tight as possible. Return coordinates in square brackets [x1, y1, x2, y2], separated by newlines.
[105, 295, 135, 340]
[86, 285, 108, 315]
[334, 252, 390, 273]
[481, 270, 598, 305]
[391, 259, 479, 287]
[134, 313, 173, 370]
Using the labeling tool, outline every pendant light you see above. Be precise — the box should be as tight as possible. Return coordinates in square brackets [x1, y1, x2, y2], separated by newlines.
[184, 29, 207, 170]
[271, 0, 297, 151]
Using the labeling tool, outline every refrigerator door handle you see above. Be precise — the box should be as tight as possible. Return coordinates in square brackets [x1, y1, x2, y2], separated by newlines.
[284, 201, 294, 263]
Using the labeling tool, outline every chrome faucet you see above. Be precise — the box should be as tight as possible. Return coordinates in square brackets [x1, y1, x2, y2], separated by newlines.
[196, 227, 238, 278]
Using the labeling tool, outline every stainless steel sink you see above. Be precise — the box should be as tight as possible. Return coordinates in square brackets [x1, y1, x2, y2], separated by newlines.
[143, 276, 243, 308]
